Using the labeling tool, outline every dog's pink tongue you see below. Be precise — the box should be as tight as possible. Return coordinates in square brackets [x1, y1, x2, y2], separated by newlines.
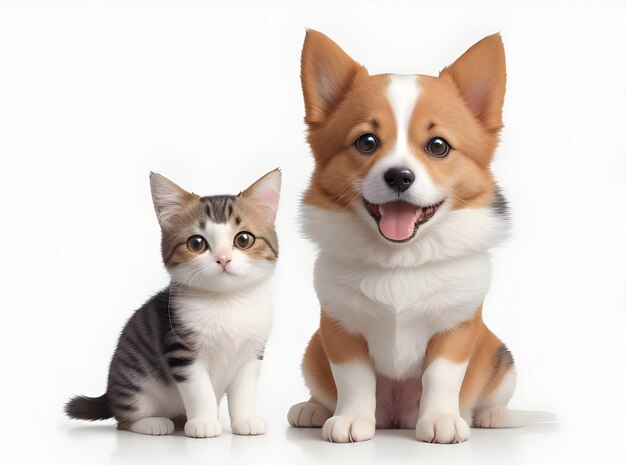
[379, 202, 421, 241]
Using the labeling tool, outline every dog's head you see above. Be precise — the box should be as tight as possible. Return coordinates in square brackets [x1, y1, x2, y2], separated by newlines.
[301, 30, 507, 247]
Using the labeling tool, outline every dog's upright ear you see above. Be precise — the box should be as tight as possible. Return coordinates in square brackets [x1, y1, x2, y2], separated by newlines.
[301, 29, 368, 124]
[440, 34, 506, 131]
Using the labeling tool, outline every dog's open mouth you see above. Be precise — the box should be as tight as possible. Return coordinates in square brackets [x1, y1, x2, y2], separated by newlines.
[363, 198, 443, 243]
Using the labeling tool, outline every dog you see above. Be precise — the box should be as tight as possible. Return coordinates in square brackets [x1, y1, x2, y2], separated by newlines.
[288, 30, 549, 444]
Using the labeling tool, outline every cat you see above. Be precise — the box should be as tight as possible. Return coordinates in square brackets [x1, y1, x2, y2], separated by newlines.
[65, 169, 281, 438]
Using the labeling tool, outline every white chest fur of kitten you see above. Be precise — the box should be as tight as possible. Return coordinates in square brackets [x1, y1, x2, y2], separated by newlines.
[175, 283, 272, 397]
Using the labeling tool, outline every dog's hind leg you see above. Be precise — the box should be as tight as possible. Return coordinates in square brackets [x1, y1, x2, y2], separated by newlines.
[287, 329, 335, 428]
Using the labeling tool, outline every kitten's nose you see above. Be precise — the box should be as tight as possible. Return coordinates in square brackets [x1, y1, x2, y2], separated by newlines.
[384, 167, 415, 193]
[217, 257, 231, 270]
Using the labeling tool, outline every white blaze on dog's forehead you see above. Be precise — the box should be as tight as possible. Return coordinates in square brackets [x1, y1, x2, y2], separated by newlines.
[360, 75, 443, 207]
[385, 74, 420, 155]
[388, 75, 443, 206]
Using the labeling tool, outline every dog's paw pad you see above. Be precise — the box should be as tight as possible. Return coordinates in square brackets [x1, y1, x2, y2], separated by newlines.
[416, 415, 470, 444]
[322, 415, 375, 443]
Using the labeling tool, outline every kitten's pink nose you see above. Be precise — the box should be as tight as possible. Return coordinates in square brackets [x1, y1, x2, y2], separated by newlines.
[216, 256, 231, 270]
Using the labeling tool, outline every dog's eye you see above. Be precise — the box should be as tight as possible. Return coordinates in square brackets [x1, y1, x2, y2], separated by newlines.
[355, 134, 379, 154]
[186, 235, 209, 253]
[234, 231, 255, 250]
[426, 137, 450, 158]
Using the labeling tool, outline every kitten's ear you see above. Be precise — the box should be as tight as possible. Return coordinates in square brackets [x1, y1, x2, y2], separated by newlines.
[301, 29, 368, 124]
[149, 172, 196, 227]
[240, 168, 281, 223]
[440, 33, 506, 131]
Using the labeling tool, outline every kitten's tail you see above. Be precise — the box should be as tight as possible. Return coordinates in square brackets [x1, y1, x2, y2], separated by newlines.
[65, 393, 113, 421]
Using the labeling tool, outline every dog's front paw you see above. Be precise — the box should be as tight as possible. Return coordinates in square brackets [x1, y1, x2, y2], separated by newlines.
[322, 415, 375, 443]
[416, 415, 470, 444]
[231, 416, 266, 435]
[184, 418, 222, 438]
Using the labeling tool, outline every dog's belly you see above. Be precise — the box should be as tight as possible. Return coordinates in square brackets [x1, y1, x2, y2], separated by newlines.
[375, 375, 422, 429]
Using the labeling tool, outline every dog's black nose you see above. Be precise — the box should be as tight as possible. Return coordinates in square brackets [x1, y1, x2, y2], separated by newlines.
[384, 167, 415, 193]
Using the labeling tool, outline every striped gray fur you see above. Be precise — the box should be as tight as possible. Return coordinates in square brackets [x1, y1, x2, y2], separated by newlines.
[65, 170, 281, 431]
[65, 287, 266, 426]
[106, 288, 191, 417]
[66, 289, 179, 423]
[200, 195, 237, 224]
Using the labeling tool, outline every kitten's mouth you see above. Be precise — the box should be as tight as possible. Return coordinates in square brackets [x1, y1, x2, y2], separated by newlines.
[363, 198, 443, 243]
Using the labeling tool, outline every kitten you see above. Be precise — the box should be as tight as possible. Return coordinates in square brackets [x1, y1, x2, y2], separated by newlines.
[65, 169, 281, 437]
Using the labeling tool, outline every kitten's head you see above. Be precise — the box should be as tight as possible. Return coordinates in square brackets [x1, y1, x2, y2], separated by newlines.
[149, 169, 281, 293]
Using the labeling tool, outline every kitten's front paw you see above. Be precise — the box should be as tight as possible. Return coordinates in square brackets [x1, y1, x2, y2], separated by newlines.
[416, 415, 470, 444]
[231, 416, 266, 435]
[322, 415, 375, 443]
[184, 418, 222, 438]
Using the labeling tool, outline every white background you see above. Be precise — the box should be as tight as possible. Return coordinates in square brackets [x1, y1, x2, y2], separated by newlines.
[1, 0, 625, 464]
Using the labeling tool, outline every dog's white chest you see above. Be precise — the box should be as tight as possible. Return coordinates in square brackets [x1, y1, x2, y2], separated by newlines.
[314, 252, 491, 379]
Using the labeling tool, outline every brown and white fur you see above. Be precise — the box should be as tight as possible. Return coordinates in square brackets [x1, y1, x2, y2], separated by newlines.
[288, 30, 550, 443]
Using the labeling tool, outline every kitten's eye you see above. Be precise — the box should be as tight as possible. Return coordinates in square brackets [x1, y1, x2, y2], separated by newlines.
[354, 133, 379, 154]
[426, 137, 450, 158]
[234, 231, 255, 250]
[186, 235, 208, 253]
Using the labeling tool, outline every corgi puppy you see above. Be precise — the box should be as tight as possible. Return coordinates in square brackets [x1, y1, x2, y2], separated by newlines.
[288, 30, 544, 444]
